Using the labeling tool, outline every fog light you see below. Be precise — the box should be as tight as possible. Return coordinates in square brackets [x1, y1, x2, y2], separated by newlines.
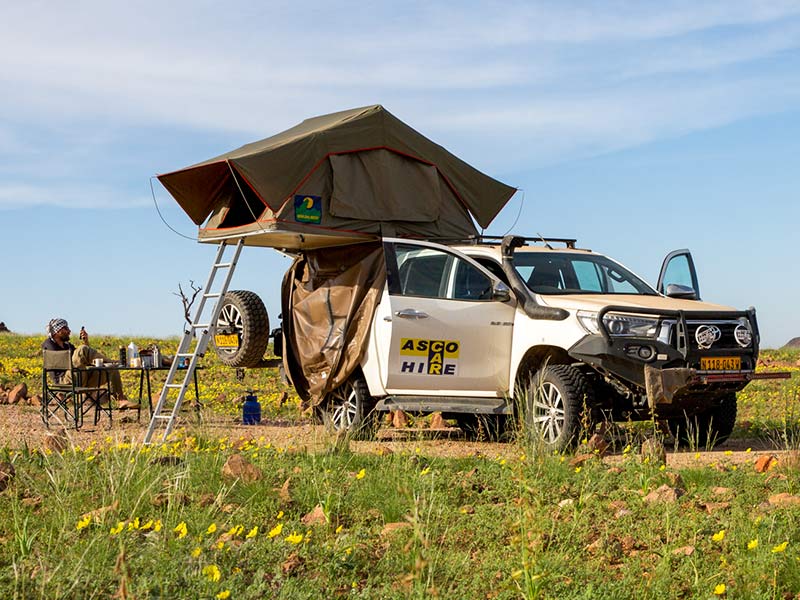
[734, 324, 752, 348]
[638, 346, 654, 360]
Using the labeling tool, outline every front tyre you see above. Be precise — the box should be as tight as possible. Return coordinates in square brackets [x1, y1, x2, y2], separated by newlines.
[523, 364, 592, 451]
[321, 374, 377, 439]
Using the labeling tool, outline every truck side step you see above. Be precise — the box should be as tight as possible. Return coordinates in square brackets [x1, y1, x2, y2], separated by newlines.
[375, 396, 512, 415]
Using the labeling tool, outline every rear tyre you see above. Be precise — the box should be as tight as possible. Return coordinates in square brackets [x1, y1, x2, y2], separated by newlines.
[321, 374, 377, 440]
[668, 392, 737, 448]
[523, 364, 592, 451]
[214, 290, 270, 367]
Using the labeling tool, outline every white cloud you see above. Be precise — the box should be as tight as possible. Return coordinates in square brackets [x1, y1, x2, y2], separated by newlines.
[0, 1, 799, 206]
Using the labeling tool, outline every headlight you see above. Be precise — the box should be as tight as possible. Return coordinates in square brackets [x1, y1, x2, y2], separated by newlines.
[577, 311, 659, 338]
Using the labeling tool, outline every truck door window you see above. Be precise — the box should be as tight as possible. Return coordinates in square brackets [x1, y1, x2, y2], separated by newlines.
[452, 261, 493, 300]
[394, 245, 452, 298]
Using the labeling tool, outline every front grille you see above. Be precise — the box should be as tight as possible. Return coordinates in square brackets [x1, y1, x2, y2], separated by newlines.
[685, 321, 743, 351]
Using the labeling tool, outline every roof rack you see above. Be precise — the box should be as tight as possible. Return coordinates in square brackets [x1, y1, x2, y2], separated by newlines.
[429, 235, 578, 249]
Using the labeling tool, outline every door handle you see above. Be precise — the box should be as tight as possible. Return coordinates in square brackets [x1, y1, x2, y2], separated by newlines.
[395, 309, 429, 319]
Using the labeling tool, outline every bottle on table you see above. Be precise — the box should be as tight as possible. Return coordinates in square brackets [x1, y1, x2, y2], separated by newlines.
[126, 341, 139, 367]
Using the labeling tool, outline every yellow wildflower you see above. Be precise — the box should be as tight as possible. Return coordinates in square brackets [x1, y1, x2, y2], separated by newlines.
[174, 521, 188, 539]
[574, 466, 582, 473]
[277, 511, 284, 519]
[246, 526, 258, 539]
[216, 591, 230, 600]
[335, 525, 344, 534]
[154, 520, 162, 532]
[76, 515, 91, 531]
[285, 531, 304, 545]
[355, 468, 366, 480]
[713, 583, 726, 595]
[191, 547, 202, 558]
[419, 466, 431, 476]
[110, 521, 125, 536]
[772, 541, 789, 553]
[268, 523, 283, 538]
[202, 564, 221, 582]
[748, 539, 759, 550]
[140, 520, 153, 531]
[127, 517, 140, 531]
[712, 530, 726, 542]
[207, 523, 217, 535]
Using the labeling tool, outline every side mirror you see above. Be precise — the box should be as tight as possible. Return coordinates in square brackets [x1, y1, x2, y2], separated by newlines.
[665, 283, 698, 300]
[492, 281, 512, 302]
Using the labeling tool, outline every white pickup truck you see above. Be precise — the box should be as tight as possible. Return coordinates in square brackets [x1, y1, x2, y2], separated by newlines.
[215, 235, 784, 449]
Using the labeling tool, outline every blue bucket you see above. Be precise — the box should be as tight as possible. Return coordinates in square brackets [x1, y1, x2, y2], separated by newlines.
[242, 394, 261, 425]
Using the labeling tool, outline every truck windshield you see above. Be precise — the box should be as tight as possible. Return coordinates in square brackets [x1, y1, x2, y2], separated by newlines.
[515, 252, 658, 295]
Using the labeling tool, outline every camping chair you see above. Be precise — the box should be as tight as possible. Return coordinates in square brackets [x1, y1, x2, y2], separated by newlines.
[42, 350, 112, 429]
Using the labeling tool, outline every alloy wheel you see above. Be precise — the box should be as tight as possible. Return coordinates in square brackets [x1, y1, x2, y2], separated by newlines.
[532, 381, 566, 443]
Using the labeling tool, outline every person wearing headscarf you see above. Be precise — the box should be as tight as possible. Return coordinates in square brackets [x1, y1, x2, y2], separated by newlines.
[42, 318, 139, 409]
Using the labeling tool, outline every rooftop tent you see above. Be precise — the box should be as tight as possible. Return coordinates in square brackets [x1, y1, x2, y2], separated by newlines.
[157, 105, 517, 249]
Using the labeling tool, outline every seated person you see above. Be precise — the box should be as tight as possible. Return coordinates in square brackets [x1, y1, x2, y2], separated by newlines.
[42, 318, 139, 409]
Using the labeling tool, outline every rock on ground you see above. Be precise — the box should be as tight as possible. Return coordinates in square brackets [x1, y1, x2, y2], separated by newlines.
[222, 453, 264, 483]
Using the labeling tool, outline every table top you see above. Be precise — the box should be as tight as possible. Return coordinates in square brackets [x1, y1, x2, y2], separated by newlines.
[82, 363, 198, 371]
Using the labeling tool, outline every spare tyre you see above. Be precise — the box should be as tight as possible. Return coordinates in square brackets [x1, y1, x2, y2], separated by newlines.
[214, 290, 270, 367]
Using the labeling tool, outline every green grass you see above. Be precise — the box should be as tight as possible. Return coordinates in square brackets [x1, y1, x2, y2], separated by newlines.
[1, 336, 799, 598]
[2, 436, 800, 598]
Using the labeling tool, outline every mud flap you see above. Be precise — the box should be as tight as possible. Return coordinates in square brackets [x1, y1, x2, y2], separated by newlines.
[644, 365, 695, 407]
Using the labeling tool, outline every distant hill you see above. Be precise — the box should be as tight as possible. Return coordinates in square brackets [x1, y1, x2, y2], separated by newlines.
[784, 337, 800, 349]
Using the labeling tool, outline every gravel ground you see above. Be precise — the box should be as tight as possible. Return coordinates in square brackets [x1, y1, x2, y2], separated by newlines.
[1, 404, 787, 468]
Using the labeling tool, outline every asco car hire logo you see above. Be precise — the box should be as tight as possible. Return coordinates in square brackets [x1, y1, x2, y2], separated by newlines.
[399, 338, 460, 375]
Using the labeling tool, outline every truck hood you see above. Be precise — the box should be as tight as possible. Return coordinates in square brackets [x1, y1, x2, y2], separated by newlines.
[537, 294, 736, 314]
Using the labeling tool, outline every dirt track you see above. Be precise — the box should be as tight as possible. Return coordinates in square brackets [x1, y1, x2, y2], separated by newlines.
[1, 404, 789, 469]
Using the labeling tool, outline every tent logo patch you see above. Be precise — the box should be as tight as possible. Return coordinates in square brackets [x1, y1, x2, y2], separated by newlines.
[399, 338, 459, 375]
[294, 195, 322, 224]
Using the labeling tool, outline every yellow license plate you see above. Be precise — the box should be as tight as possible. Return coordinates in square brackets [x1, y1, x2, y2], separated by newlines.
[701, 356, 741, 370]
[215, 333, 239, 349]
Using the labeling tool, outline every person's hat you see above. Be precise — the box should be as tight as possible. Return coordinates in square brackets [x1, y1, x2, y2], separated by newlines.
[46, 318, 69, 337]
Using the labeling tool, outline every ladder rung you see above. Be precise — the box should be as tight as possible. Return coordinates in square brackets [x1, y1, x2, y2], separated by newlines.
[176, 352, 194, 357]
[165, 384, 183, 388]
[153, 415, 172, 420]
[214, 262, 233, 267]
[203, 293, 221, 298]
[191, 323, 210, 329]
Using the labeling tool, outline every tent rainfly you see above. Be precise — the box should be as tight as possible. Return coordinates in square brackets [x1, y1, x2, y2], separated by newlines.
[157, 105, 517, 249]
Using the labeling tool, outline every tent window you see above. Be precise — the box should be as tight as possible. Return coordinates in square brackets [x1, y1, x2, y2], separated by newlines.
[330, 149, 441, 223]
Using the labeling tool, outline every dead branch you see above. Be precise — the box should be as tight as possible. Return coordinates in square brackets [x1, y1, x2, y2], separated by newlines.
[174, 281, 203, 327]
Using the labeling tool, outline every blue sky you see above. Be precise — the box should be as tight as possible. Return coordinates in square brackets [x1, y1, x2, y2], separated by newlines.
[1, 1, 798, 348]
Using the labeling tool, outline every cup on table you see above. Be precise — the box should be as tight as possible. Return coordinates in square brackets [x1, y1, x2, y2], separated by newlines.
[132, 357, 143, 368]
[93, 358, 104, 367]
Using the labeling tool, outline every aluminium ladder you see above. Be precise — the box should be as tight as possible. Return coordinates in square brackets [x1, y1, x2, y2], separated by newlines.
[144, 239, 244, 444]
